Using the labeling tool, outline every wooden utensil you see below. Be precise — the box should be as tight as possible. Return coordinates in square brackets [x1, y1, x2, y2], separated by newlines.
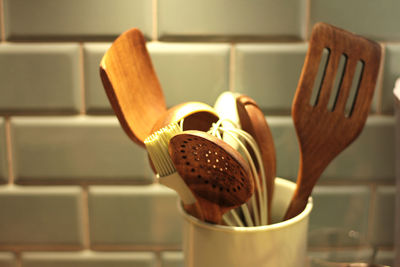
[144, 123, 204, 220]
[236, 95, 276, 223]
[100, 28, 166, 148]
[150, 101, 219, 134]
[284, 22, 381, 220]
[147, 101, 219, 174]
[169, 130, 255, 224]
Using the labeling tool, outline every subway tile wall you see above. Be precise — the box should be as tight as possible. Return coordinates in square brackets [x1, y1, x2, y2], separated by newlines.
[0, 1, 398, 267]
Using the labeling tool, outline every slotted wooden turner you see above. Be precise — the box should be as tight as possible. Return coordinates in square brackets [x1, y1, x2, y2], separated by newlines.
[284, 23, 381, 220]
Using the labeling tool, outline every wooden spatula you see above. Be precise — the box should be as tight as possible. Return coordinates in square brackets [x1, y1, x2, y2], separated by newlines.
[100, 28, 166, 148]
[284, 23, 381, 220]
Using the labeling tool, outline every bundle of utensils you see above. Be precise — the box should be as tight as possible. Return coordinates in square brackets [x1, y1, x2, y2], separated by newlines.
[100, 22, 381, 226]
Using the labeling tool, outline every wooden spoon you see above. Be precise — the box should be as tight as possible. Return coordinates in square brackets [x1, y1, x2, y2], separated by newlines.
[100, 28, 166, 148]
[169, 130, 254, 224]
[284, 22, 381, 220]
[236, 94, 276, 223]
[147, 101, 219, 174]
[150, 101, 219, 134]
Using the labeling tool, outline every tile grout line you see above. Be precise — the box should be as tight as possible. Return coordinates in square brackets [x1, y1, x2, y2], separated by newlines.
[375, 42, 386, 115]
[81, 185, 91, 250]
[229, 44, 236, 92]
[152, 0, 158, 41]
[304, 0, 311, 40]
[5, 116, 15, 185]
[155, 251, 162, 267]
[15, 252, 22, 267]
[367, 183, 377, 249]
[79, 43, 87, 115]
[0, 0, 5, 42]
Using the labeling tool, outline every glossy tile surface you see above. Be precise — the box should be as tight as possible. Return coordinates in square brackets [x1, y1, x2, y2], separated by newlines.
[382, 44, 400, 114]
[323, 116, 395, 181]
[21, 251, 156, 267]
[309, 0, 400, 41]
[269, 116, 395, 181]
[4, 0, 152, 40]
[234, 43, 307, 113]
[88, 184, 182, 246]
[0, 252, 16, 267]
[83, 43, 112, 113]
[11, 116, 153, 183]
[0, 119, 8, 184]
[371, 186, 396, 246]
[84, 43, 229, 112]
[160, 252, 183, 267]
[149, 43, 230, 107]
[0, 186, 83, 247]
[375, 250, 395, 267]
[308, 186, 370, 247]
[158, 0, 306, 40]
[0, 43, 81, 114]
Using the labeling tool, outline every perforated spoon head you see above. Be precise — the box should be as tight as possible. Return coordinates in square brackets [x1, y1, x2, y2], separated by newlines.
[100, 28, 166, 148]
[284, 22, 381, 220]
[169, 130, 254, 224]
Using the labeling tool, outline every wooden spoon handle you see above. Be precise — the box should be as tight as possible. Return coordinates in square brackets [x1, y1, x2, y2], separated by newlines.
[183, 203, 204, 221]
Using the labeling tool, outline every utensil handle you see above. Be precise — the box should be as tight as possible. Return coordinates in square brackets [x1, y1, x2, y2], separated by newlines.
[283, 190, 310, 220]
[183, 203, 204, 221]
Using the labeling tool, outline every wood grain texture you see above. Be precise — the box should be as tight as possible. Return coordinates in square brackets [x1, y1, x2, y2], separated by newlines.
[169, 130, 254, 224]
[236, 94, 276, 223]
[100, 28, 166, 148]
[150, 102, 219, 134]
[284, 22, 381, 220]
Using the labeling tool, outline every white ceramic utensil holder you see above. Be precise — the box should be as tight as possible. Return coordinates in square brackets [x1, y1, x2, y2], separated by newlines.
[179, 177, 313, 267]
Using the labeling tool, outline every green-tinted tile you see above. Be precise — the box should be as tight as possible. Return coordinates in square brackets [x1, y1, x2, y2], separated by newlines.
[22, 251, 156, 267]
[83, 43, 112, 114]
[0, 186, 83, 247]
[11, 116, 153, 183]
[308, 248, 373, 266]
[4, 0, 152, 40]
[0, 118, 8, 184]
[371, 186, 396, 246]
[234, 43, 307, 113]
[324, 116, 395, 181]
[89, 184, 182, 247]
[84, 43, 229, 113]
[267, 116, 299, 181]
[375, 250, 395, 267]
[0, 43, 81, 114]
[149, 43, 230, 107]
[160, 252, 183, 267]
[309, 0, 400, 41]
[0, 252, 17, 267]
[308, 186, 370, 247]
[268, 116, 395, 182]
[158, 0, 307, 40]
[382, 44, 400, 114]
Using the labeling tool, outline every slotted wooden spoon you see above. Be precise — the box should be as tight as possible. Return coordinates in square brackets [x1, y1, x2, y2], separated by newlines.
[100, 28, 166, 148]
[284, 23, 381, 220]
[169, 130, 255, 224]
[236, 94, 276, 223]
